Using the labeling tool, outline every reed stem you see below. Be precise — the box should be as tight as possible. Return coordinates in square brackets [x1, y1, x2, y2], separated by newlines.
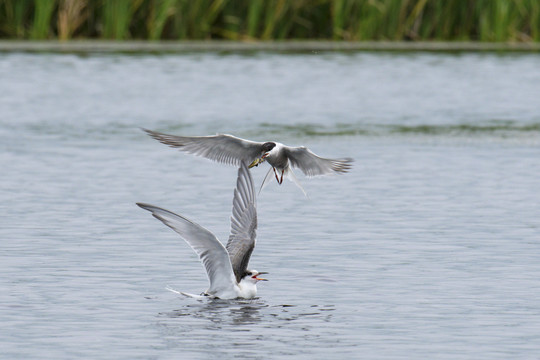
[0, 0, 538, 42]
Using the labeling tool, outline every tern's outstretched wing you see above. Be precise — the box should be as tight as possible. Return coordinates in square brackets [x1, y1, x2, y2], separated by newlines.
[137, 203, 236, 296]
[225, 162, 257, 283]
[283, 146, 353, 177]
[143, 129, 264, 166]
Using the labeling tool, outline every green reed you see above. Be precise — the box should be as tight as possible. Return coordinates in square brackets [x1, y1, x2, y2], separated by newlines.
[0, 0, 539, 41]
[30, 0, 56, 39]
[146, 0, 176, 40]
[101, 0, 141, 39]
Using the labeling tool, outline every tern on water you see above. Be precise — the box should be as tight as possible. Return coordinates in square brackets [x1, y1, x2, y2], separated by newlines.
[143, 128, 353, 195]
[137, 162, 267, 299]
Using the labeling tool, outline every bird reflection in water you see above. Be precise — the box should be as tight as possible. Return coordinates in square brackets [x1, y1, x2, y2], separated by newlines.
[160, 298, 334, 328]
[162, 298, 268, 326]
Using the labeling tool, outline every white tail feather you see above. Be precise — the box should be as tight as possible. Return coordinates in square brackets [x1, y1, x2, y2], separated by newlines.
[258, 166, 308, 197]
[165, 285, 183, 295]
[258, 167, 275, 194]
[180, 292, 207, 299]
[166, 286, 208, 299]
[285, 167, 308, 197]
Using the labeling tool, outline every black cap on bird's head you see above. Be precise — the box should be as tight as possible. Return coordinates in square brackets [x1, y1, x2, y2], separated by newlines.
[261, 142, 276, 152]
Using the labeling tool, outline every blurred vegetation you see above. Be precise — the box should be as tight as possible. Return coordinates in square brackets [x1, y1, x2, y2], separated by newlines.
[0, 0, 539, 41]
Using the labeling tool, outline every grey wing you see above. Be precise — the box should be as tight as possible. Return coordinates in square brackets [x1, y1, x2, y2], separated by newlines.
[143, 129, 264, 166]
[283, 146, 353, 177]
[137, 203, 237, 295]
[225, 162, 257, 283]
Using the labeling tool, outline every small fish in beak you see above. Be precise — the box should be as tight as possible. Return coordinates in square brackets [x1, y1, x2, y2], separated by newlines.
[249, 156, 267, 168]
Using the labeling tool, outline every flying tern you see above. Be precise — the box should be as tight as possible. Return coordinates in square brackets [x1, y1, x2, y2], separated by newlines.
[137, 162, 267, 299]
[143, 128, 353, 195]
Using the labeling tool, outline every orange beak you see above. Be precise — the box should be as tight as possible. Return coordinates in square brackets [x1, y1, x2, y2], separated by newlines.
[254, 272, 268, 281]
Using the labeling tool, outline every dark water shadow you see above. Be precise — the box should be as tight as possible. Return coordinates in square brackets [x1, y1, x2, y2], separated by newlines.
[160, 298, 270, 326]
[153, 297, 339, 356]
[158, 297, 336, 328]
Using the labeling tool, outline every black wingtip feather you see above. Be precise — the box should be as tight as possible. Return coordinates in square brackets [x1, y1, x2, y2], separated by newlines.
[136, 202, 150, 210]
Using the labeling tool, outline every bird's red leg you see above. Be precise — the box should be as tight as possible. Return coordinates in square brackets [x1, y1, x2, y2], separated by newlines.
[273, 168, 280, 183]
[280, 169, 284, 184]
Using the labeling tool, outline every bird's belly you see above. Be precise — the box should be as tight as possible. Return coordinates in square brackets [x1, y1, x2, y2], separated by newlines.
[213, 288, 242, 300]
[267, 157, 288, 170]
[236, 285, 257, 299]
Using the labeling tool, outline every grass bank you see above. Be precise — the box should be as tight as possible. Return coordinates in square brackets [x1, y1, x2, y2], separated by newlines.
[1, 40, 540, 54]
[1, 0, 539, 42]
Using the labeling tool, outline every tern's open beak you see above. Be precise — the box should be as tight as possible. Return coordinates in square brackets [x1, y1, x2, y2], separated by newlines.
[255, 271, 269, 281]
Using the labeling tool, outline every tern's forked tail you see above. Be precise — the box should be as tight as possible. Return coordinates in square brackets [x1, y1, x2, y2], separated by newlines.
[258, 167, 308, 197]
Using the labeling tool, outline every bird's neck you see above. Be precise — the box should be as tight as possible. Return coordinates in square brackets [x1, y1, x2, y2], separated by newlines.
[236, 280, 257, 299]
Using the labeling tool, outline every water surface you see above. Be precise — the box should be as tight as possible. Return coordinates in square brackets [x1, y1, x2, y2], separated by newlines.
[1, 51, 540, 359]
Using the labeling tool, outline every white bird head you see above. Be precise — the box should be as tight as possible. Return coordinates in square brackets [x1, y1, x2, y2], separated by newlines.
[249, 142, 276, 168]
[242, 270, 268, 284]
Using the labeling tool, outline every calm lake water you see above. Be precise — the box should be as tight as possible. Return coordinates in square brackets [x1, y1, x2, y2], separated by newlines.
[1, 50, 540, 359]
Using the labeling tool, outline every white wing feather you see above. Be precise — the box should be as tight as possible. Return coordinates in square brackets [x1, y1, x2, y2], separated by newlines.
[137, 203, 237, 296]
[143, 129, 264, 166]
[284, 146, 353, 176]
[226, 162, 257, 282]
